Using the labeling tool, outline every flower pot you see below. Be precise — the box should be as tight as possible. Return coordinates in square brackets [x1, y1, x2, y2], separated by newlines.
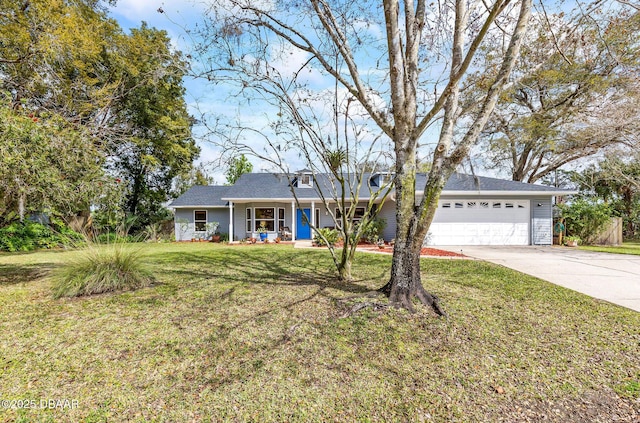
[259, 232, 268, 242]
[212, 235, 221, 243]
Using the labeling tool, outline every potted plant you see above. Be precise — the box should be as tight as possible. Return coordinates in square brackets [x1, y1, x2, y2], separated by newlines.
[565, 235, 580, 247]
[205, 222, 220, 242]
[257, 221, 268, 241]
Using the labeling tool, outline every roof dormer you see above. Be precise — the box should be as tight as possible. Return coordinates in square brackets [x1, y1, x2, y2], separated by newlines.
[294, 169, 313, 188]
[370, 172, 394, 187]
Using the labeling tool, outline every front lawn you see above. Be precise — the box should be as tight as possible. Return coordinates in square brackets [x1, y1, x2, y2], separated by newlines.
[580, 241, 640, 256]
[1, 243, 638, 422]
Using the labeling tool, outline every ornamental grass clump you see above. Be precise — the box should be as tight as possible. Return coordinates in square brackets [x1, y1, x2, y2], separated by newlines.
[52, 244, 154, 298]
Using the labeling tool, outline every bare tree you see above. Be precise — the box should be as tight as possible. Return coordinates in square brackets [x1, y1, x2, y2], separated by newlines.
[208, 75, 394, 281]
[195, 0, 533, 314]
[473, 2, 640, 183]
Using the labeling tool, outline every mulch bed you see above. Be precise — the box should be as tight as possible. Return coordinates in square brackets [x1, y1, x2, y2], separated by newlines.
[219, 240, 464, 257]
[357, 244, 465, 257]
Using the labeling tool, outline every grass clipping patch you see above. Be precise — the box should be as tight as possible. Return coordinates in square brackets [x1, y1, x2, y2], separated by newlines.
[52, 244, 154, 298]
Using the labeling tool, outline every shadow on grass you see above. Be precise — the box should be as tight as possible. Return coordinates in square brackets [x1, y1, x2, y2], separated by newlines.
[0, 263, 56, 286]
[141, 246, 393, 391]
[152, 247, 378, 295]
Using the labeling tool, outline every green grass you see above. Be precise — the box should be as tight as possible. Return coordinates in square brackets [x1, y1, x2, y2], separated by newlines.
[1, 243, 639, 422]
[580, 241, 640, 256]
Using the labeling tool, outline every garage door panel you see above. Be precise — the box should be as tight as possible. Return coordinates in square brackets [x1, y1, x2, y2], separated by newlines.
[429, 199, 530, 245]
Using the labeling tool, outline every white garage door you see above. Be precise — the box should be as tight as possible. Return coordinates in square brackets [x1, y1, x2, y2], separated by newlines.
[427, 199, 529, 245]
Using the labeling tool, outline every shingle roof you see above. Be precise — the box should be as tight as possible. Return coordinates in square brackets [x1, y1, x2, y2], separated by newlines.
[223, 172, 380, 200]
[170, 185, 232, 207]
[171, 172, 573, 208]
[437, 173, 572, 193]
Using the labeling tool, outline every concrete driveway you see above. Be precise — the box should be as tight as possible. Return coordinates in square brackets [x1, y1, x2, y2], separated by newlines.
[436, 245, 640, 312]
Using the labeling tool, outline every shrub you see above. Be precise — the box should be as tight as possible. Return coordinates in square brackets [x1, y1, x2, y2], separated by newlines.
[0, 220, 83, 252]
[360, 217, 387, 244]
[559, 198, 612, 244]
[52, 244, 154, 298]
[313, 227, 341, 246]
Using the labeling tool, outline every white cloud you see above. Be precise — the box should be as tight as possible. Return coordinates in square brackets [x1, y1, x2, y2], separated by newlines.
[266, 43, 326, 87]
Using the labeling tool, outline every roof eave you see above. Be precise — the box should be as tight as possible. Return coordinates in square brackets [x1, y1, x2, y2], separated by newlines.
[221, 197, 320, 202]
[435, 190, 578, 196]
[171, 205, 229, 208]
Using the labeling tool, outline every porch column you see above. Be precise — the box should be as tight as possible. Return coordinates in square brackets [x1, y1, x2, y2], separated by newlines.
[311, 201, 316, 229]
[291, 201, 296, 241]
[228, 201, 234, 242]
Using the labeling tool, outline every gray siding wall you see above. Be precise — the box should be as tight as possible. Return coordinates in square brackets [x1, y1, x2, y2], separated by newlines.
[531, 197, 553, 245]
[174, 208, 229, 241]
[378, 201, 396, 241]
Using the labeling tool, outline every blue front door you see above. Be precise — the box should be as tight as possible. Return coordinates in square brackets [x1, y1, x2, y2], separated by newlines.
[296, 208, 311, 239]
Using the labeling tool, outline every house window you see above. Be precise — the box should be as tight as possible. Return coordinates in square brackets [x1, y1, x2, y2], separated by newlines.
[467, 201, 477, 209]
[246, 208, 252, 232]
[442, 202, 451, 208]
[315, 208, 320, 228]
[492, 202, 502, 208]
[298, 174, 313, 188]
[517, 202, 526, 209]
[194, 210, 207, 232]
[278, 208, 286, 231]
[455, 202, 463, 208]
[255, 208, 275, 231]
[505, 202, 514, 208]
[480, 201, 489, 208]
[335, 207, 366, 227]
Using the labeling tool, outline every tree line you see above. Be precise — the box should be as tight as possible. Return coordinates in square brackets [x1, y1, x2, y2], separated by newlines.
[0, 0, 199, 234]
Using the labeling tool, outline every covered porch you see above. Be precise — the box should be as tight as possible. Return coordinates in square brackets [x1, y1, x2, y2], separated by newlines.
[228, 201, 325, 242]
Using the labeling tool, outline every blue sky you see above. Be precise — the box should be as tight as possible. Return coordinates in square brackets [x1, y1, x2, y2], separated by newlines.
[108, 0, 431, 181]
[107, 1, 588, 183]
[109, 0, 237, 182]
[109, 0, 353, 182]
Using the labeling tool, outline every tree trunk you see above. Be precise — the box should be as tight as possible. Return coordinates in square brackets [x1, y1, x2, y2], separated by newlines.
[379, 240, 445, 316]
[378, 140, 446, 316]
[338, 261, 352, 282]
[18, 190, 25, 222]
[338, 247, 353, 282]
[127, 172, 144, 216]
